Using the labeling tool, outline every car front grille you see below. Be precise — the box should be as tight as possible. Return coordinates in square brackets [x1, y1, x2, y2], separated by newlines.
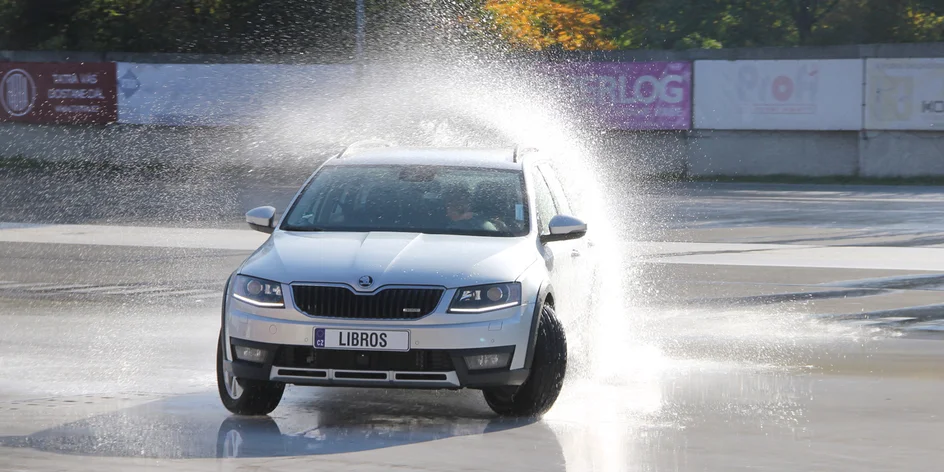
[292, 285, 444, 319]
[274, 346, 455, 372]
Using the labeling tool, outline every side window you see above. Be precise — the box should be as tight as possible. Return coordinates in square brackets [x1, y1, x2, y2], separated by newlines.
[538, 164, 571, 216]
[529, 168, 557, 235]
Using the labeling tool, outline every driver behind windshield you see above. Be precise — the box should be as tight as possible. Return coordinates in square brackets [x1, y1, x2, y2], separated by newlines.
[443, 184, 497, 232]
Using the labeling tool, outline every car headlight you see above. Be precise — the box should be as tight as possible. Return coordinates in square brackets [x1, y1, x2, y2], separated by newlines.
[448, 283, 521, 313]
[232, 275, 284, 308]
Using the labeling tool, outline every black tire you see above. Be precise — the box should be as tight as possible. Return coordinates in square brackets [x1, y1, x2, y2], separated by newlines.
[483, 304, 567, 418]
[216, 330, 285, 416]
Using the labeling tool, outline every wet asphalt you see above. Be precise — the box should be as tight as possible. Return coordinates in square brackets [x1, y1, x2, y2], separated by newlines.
[0, 169, 943, 471]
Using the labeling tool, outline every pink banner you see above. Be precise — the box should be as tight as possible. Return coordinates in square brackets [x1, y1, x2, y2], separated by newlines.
[544, 61, 692, 130]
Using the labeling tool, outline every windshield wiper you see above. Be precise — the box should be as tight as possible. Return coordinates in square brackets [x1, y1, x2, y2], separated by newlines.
[280, 225, 327, 232]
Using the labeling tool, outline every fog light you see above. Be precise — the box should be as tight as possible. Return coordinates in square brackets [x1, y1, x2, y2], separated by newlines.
[464, 353, 511, 371]
[234, 346, 268, 363]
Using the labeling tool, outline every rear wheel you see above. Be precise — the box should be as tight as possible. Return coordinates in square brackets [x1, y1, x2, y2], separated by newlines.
[216, 330, 285, 415]
[483, 304, 567, 417]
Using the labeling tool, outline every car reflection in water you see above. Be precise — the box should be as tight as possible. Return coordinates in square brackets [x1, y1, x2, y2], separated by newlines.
[215, 412, 534, 459]
[0, 388, 566, 469]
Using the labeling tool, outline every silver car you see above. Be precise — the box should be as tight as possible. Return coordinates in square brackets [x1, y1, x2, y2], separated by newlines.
[217, 143, 592, 417]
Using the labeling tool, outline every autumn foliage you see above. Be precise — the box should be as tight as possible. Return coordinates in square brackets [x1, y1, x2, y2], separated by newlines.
[1, 0, 942, 54]
[483, 0, 616, 50]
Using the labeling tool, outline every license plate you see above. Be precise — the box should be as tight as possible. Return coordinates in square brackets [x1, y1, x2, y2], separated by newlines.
[314, 328, 410, 352]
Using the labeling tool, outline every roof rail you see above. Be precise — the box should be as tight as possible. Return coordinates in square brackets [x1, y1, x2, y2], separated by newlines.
[337, 139, 396, 159]
[512, 144, 539, 163]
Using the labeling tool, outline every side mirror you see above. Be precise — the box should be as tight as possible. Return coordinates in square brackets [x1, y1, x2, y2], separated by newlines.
[540, 215, 587, 243]
[246, 206, 276, 234]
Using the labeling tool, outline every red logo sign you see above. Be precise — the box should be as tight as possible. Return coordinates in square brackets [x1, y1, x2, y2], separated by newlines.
[1, 69, 38, 116]
[0, 62, 117, 125]
[737, 63, 820, 115]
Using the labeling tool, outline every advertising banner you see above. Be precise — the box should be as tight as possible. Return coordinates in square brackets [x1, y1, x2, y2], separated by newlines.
[543, 61, 692, 130]
[0, 62, 117, 125]
[117, 63, 356, 126]
[694, 60, 863, 130]
[865, 58, 944, 130]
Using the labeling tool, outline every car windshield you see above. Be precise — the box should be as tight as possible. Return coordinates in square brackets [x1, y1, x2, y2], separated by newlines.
[281, 165, 530, 237]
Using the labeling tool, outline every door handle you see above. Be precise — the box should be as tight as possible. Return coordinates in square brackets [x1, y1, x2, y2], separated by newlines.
[571, 249, 581, 258]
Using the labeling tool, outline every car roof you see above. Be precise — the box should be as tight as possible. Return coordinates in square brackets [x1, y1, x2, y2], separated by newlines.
[323, 145, 531, 171]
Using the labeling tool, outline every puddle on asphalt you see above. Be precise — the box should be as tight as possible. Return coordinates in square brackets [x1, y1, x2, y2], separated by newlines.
[0, 362, 815, 469]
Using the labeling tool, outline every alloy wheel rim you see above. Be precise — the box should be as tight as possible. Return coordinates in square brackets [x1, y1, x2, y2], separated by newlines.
[224, 369, 244, 399]
[222, 430, 243, 457]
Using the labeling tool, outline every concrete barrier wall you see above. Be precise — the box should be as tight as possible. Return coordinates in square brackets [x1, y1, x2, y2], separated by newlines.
[596, 131, 689, 177]
[688, 131, 861, 176]
[586, 44, 944, 178]
[0, 123, 336, 169]
[3, 43, 944, 178]
[860, 131, 944, 177]
[4, 120, 939, 179]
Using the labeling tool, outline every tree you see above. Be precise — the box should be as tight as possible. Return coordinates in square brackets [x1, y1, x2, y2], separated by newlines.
[787, 0, 840, 44]
[801, 0, 944, 45]
[901, 2, 944, 41]
[2, 0, 944, 54]
[591, 0, 796, 49]
[482, 0, 616, 50]
[0, 0, 86, 49]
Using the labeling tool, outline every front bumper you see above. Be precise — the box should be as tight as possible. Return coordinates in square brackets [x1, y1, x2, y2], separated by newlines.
[223, 299, 536, 390]
[224, 338, 529, 389]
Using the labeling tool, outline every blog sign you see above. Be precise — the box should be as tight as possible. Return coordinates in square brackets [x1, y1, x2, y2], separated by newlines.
[694, 60, 863, 130]
[546, 61, 692, 130]
[0, 62, 117, 125]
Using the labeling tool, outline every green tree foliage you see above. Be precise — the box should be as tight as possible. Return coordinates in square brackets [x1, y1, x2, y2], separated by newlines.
[0, 0, 942, 53]
[584, 0, 944, 48]
[813, 0, 944, 44]
[0, 0, 359, 56]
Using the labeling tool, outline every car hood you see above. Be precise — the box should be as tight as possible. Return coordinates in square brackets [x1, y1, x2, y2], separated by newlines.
[239, 231, 539, 290]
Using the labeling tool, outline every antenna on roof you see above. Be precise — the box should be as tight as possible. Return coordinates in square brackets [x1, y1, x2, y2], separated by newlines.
[512, 144, 539, 163]
[337, 139, 396, 159]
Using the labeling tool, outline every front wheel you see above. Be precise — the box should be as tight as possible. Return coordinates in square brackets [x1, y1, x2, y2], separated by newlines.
[216, 331, 285, 415]
[483, 304, 567, 418]
[215, 416, 283, 458]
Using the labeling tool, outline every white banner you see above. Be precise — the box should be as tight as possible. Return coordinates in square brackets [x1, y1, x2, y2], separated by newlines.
[694, 60, 864, 130]
[117, 63, 355, 126]
[865, 58, 944, 130]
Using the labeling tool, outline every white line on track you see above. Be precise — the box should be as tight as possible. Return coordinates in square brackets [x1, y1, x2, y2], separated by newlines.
[845, 317, 919, 326]
[0, 222, 267, 251]
[21, 284, 98, 292]
[0, 280, 222, 299]
[94, 286, 174, 296]
[67, 285, 150, 294]
[166, 289, 222, 297]
[632, 241, 944, 272]
[903, 320, 944, 331]
[0, 282, 62, 289]
[6, 222, 944, 272]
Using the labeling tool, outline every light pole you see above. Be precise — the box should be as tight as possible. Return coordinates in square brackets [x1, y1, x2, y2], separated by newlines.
[355, 0, 366, 64]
